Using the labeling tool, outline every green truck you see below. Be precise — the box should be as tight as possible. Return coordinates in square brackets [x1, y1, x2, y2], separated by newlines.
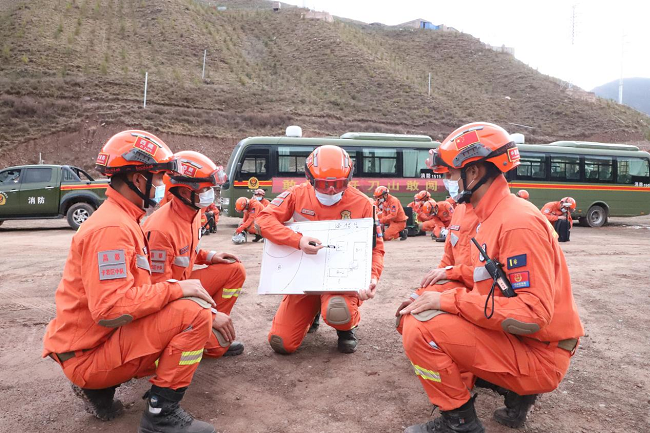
[0, 164, 109, 229]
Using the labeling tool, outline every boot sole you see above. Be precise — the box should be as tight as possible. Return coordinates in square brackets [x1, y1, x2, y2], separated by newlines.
[493, 411, 526, 428]
[269, 335, 291, 354]
[71, 385, 124, 421]
[222, 345, 245, 357]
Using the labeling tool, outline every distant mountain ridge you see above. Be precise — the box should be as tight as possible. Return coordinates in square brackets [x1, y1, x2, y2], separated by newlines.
[592, 78, 650, 116]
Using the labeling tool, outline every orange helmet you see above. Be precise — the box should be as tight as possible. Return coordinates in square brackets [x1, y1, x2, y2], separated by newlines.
[374, 186, 389, 199]
[426, 148, 449, 174]
[164, 151, 226, 192]
[414, 190, 431, 202]
[235, 197, 249, 212]
[560, 197, 576, 210]
[305, 145, 353, 194]
[434, 123, 519, 173]
[254, 189, 266, 196]
[96, 130, 177, 176]
[516, 190, 530, 200]
[422, 200, 439, 216]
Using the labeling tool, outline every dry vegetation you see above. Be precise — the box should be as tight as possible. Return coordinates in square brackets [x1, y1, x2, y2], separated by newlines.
[1, 0, 649, 169]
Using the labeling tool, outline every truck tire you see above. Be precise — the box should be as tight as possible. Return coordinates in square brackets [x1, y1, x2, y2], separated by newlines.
[584, 205, 607, 227]
[67, 202, 95, 229]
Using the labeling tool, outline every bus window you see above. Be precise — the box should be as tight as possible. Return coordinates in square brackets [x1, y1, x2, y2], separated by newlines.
[584, 156, 613, 182]
[617, 157, 650, 184]
[516, 153, 546, 180]
[550, 154, 580, 181]
[238, 148, 269, 180]
[402, 149, 430, 178]
[362, 148, 397, 176]
[278, 146, 314, 175]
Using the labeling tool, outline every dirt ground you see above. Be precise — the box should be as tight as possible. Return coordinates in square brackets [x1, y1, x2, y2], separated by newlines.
[1, 215, 649, 433]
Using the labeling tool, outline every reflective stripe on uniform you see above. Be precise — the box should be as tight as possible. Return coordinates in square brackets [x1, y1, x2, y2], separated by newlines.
[136, 254, 151, 272]
[173, 256, 191, 267]
[179, 349, 203, 366]
[450, 233, 459, 247]
[206, 251, 217, 262]
[411, 363, 441, 382]
[473, 266, 491, 282]
[222, 288, 242, 299]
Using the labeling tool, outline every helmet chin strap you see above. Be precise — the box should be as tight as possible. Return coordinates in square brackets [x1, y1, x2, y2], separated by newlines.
[456, 167, 490, 204]
[170, 188, 200, 211]
[126, 172, 156, 209]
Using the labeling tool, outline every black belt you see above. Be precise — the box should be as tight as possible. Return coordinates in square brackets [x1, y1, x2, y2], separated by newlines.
[49, 349, 89, 364]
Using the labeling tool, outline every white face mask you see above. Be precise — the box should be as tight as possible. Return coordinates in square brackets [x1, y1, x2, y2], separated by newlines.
[198, 188, 215, 208]
[315, 190, 343, 206]
[443, 178, 460, 198]
[561, 207, 568, 213]
[254, 196, 263, 201]
[152, 183, 166, 205]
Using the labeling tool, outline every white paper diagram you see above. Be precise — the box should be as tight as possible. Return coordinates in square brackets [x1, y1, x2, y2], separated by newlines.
[258, 218, 373, 295]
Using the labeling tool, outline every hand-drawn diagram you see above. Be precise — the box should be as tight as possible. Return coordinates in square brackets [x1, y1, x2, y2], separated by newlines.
[258, 218, 373, 295]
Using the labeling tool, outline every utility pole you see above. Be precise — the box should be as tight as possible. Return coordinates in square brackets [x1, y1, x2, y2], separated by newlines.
[618, 34, 624, 104]
[202, 49, 207, 80]
[568, 4, 577, 90]
[428, 72, 431, 96]
[143, 72, 148, 109]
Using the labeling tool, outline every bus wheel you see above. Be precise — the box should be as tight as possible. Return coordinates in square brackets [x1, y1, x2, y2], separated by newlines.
[585, 205, 607, 227]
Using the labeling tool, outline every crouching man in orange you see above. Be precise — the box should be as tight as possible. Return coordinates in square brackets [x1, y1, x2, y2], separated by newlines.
[253, 188, 270, 207]
[143, 151, 247, 359]
[399, 123, 584, 433]
[257, 145, 385, 354]
[42, 131, 218, 433]
[419, 199, 454, 239]
[234, 196, 264, 242]
[374, 186, 408, 241]
[541, 196, 576, 228]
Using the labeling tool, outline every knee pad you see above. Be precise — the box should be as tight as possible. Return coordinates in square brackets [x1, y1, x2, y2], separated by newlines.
[269, 335, 293, 355]
[326, 296, 351, 325]
[212, 329, 232, 348]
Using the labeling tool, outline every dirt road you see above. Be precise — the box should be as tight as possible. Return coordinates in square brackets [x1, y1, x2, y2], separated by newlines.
[1, 215, 649, 433]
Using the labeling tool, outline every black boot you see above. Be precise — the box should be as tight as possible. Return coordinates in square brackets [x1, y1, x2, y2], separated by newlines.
[336, 327, 358, 353]
[71, 384, 124, 421]
[252, 234, 263, 242]
[308, 312, 320, 333]
[223, 341, 245, 357]
[399, 229, 408, 241]
[404, 395, 484, 433]
[493, 391, 537, 428]
[139, 386, 215, 433]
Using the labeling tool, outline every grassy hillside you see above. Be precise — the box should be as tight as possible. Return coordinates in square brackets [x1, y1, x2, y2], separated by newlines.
[1, 0, 649, 169]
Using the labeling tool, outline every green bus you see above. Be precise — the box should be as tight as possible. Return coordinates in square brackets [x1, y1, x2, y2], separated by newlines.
[220, 132, 444, 216]
[220, 132, 650, 227]
[508, 141, 650, 226]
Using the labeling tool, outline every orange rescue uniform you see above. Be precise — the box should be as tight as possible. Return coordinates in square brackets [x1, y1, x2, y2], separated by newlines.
[236, 199, 264, 234]
[42, 187, 212, 390]
[257, 182, 385, 353]
[143, 196, 246, 358]
[541, 201, 574, 228]
[402, 175, 584, 410]
[421, 200, 454, 237]
[377, 194, 407, 241]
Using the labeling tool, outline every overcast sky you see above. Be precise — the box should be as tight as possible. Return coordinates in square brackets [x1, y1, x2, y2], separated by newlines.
[282, 0, 649, 91]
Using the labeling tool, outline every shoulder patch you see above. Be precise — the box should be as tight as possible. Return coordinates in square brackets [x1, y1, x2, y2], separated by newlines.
[98, 249, 127, 281]
[271, 198, 284, 206]
[507, 254, 527, 269]
[508, 271, 530, 289]
[449, 225, 460, 231]
[179, 246, 189, 255]
[278, 191, 290, 199]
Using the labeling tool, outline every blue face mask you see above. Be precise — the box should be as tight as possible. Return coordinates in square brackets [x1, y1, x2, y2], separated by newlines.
[152, 183, 166, 205]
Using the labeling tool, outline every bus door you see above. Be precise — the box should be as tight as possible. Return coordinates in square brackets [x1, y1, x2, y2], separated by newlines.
[234, 146, 271, 191]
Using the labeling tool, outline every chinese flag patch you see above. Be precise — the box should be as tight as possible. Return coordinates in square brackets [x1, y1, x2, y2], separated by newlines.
[454, 130, 480, 150]
[508, 271, 530, 289]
